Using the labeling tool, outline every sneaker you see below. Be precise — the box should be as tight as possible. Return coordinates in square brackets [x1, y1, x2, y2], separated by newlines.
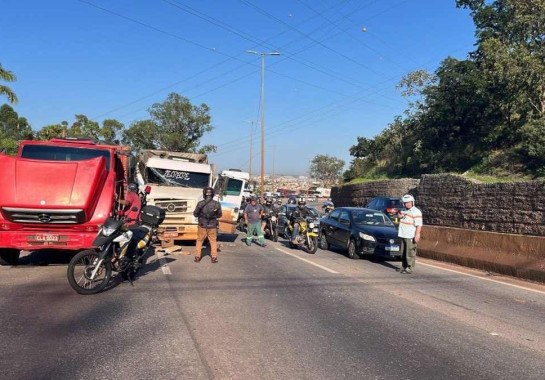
[405, 268, 412, 274]
[260, 243, 267, 247]
[211, 257, 218, 263]
[399, 268, 407, 274]
[194, 256, 201, 263]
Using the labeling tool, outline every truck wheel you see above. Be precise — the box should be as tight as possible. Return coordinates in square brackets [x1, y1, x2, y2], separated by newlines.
[0, 249, 20, 266]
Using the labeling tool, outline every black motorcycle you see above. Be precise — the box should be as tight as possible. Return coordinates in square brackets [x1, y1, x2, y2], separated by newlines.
[262, 210, 278, 242]
[67, 186, 165, 295]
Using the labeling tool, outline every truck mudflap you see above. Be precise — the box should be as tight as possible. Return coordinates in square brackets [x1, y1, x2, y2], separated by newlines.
[0, 230, 97, 251]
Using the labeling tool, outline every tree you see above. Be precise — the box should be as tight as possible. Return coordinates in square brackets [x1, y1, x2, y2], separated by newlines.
[149, 93, 215, 153]
[121, 120, 159, 151]
[309, 154, 345, 186]
[0, 64, 18, 104]
[0, 104, 32, 154]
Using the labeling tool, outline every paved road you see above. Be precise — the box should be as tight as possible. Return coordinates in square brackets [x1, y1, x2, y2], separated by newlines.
[2, 233, 545, 379]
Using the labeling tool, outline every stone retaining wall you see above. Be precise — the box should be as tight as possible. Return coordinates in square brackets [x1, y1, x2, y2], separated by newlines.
[331, 174, 545, 282]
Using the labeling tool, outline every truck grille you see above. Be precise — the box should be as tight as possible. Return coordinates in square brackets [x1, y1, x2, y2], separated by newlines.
[1, 207, 85, 224]
[154, 200, 189, 213]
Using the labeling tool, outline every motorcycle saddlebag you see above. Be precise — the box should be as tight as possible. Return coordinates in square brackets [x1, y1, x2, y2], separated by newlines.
[140, 205, 166, 227]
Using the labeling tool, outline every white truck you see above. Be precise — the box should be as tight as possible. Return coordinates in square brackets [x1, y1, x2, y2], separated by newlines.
[137, 151, 249, 245]
[213, 169, 250, 233]
[136, 150, 214, 245]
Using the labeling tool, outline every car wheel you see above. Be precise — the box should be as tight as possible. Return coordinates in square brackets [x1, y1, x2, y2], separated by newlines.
[0, 249, 20, 266]
[319, 231, 329, 250]
[347, 239, 359, 260]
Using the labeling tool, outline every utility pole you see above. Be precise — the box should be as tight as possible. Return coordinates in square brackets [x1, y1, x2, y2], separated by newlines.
[246, 50, 280, 202]
[246, 120, 256, 182]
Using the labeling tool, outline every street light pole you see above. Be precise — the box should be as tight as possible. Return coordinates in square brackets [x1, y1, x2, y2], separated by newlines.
[247, 50, 280, 202]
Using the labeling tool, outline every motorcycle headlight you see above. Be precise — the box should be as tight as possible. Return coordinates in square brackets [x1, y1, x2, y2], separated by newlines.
[101, 226, 117, 237]
[359, 232, 376, 242]
[271, 216, 277, 222]
[309, 222, 315, 229]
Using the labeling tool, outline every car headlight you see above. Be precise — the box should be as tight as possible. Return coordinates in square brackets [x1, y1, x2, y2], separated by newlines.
[359, 232, 375, 242]
[271, 216, 277, 222]
[309, 222, 315, 229]
[101, 226, 117, 237]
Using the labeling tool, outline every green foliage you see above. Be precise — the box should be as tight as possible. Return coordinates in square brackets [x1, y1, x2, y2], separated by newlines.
[345, 0, 545, 181]
[0, 64, 18, 104]
[122, 93, 215, 153]
[0, 104, 32, 154]
[309, 154, 345, 186]
[34, 116, 125, 142]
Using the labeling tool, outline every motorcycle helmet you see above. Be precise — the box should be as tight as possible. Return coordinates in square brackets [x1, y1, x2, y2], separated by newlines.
[297, 198, 306, 209]
[401, 194, 415, 204]
[265, 197, 272, 205]
[128, 183, 138, 192]
[203, 187, 214, 198]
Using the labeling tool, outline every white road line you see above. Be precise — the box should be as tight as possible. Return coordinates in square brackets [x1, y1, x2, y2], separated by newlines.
[419, 261, 545, 295]
[275, 247, 339, 274]
[155, 251, 172, 275]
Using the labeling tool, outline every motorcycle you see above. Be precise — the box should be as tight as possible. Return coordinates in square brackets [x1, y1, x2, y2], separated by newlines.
[287, 217, 319, 254]
[67, 186, 165, 295]
[262, 210, 278, 242]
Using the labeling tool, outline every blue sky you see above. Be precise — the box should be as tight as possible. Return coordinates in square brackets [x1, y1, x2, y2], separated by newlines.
[1, 0, 476, 175]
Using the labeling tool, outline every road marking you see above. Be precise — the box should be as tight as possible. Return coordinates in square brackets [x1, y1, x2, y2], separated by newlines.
[419, 261, 545, 295]
[155, 251, 172, 275]
[275, 247, 339, 274]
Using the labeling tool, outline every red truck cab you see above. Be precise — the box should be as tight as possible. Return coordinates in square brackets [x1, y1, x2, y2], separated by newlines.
[0, 138, 132, 265]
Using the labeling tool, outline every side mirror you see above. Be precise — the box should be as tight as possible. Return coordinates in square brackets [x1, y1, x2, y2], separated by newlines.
[145, 185, 151, 194]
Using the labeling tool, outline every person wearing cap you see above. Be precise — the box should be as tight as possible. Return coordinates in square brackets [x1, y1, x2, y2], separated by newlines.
[397, 194, 423, 274]
[243, 196, 266, 247]
[193, 186, 222, 263]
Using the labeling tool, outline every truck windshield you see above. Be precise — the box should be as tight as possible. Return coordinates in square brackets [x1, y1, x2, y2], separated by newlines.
[224, 178, 243, 195]
[21, 145, 111, 170]
[146, 167, 210, 188]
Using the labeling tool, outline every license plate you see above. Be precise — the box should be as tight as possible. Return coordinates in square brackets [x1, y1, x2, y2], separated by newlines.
[30, 234, 60, 242]
[163, 232, 178, 238]
[385, 245, 400, 252]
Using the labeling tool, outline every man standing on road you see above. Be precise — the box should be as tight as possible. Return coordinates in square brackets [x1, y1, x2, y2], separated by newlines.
[193, 187, 222, 263]
[244, 196, 266, 247]
[397, 194, 423, 274]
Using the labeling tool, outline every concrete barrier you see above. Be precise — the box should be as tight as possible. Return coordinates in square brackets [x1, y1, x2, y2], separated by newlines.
[419, 226, 545, 283]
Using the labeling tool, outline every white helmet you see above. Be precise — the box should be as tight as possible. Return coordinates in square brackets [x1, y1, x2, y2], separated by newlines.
[402, 194, 415, 203]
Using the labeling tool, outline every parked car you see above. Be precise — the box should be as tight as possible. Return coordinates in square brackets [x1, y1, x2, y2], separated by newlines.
[365, 196, 405, 227]
[277, 204, 321, 238]
[318, 207, 402, 260]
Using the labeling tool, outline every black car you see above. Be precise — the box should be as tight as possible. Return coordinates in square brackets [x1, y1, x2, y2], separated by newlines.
[318, 207, 402, 260]
[365, 196, 405, 226]
[277, 204, 321, 238]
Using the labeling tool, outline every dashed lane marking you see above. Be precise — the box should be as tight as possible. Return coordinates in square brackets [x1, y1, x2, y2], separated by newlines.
[155, 251, 172, 275]
[275, 247, 339, 274]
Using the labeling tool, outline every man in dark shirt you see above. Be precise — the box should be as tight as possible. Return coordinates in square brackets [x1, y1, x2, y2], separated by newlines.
[193, 187, 222, 263]
[120, 183, 141, 226]
[243, 196, 266, 247]
[290, 198, 312, 242]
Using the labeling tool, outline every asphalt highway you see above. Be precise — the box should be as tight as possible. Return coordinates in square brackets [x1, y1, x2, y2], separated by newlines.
[1, 233, 545, 379]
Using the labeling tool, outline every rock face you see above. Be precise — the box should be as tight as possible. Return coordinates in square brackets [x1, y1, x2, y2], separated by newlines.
[331, 174, 545, 236]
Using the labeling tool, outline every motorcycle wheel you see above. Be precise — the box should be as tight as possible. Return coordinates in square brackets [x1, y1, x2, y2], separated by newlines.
[67, 249, 112, 295]
[284, 226, 291, 239]
[272, 228, 278, 242]
[305, 236, 318, 254]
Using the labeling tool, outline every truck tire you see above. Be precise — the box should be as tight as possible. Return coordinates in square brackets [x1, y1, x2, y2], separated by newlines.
[0, 249, 20, 266]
